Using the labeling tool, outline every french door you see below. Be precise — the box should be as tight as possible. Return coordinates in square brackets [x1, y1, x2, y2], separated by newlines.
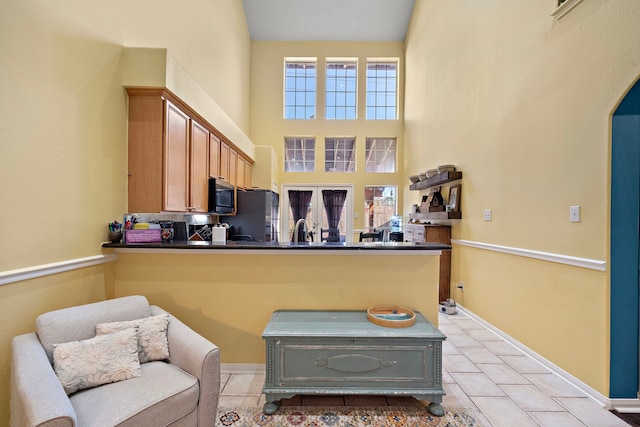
[281, 185, 353, 242]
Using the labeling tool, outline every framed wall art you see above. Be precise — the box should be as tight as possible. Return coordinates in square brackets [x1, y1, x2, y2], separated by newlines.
[448, 184, 461, 212]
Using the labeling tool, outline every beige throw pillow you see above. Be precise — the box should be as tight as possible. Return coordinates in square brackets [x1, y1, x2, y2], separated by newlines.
[53, 327, 141, 395]
[96, 313, 170, 363]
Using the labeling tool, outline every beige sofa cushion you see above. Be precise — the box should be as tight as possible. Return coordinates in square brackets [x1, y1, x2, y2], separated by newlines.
[96, 313, 170, 362]
[53, 327, 141, 395]
[70, 361, 199, 426]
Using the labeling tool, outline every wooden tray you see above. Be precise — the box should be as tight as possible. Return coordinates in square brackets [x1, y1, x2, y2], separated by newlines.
[367, 305, 416, 328]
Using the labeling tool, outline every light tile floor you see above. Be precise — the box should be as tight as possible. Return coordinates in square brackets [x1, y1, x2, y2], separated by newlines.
[218, 310, 630, 427]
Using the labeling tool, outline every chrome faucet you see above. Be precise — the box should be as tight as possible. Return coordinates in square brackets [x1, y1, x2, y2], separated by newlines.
[294, 218, 308, 243]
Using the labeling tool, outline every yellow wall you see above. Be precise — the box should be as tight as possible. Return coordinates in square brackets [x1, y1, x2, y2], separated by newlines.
[111, 251, 441, 363]
[0, 0, 250, 272]
[404, 0, 640, 395]
[0, 1, 250, 425]
[249, 42, 406, 232]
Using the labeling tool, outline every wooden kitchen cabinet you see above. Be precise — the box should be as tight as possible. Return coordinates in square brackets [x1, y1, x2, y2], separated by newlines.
[163, 101, 190, 212]
[237, 155, 245, 189]
[405, 223, 452, 302]
[127, 87, 251, 213]
[209, 133, 220, 180]
[189, 119, 210, 212]
[127, 89, 212, 213]
[229, 148, 238, 186]
[244, 159, 253, 188]
[219, 141, 230, 183]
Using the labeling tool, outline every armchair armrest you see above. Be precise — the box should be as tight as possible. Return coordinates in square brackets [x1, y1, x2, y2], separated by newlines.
[151, 306, 220, 427]
[11, 333, 76, 427]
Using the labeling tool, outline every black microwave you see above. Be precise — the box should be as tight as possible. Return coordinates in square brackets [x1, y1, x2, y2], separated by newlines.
[208, 178, 235, 214]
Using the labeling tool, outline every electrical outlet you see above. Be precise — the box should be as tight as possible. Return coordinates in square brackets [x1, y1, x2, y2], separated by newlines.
[457, 281, 464, 291]
[484, 209, 492, 221]
[354, 212, 359, 219]
[570, 205, 580, 223]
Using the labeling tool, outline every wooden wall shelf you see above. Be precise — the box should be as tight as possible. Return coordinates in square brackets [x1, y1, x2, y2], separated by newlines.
[410, 171, 462, 191]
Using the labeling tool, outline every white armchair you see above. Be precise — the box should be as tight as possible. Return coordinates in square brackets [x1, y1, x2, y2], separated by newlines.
[11, 296, 220, 427]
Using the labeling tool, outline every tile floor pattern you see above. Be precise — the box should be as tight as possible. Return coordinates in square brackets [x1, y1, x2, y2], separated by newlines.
[218, 310, 630, 427]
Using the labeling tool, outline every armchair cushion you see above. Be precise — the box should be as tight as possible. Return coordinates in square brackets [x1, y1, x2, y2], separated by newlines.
[70, 361, 199, 426]
[53, 327, 141, 395]
[96, 313, 170, 362]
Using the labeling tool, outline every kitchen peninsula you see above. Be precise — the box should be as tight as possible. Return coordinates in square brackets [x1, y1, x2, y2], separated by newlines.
[102, 241, 448, 364]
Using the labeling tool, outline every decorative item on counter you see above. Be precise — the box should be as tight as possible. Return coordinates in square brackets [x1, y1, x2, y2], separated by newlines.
[108, 221, 123, 243]
[160, 221, 175, 243]
[211, 224, 226, 243]
[367, 305, 416, 328]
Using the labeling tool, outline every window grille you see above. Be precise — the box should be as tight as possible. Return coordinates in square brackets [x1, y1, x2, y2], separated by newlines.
[325, 137, 355, 172]
[284, 60, 316, 119]
[325, 60, 357, 119]
[365, 138, 396, 173]
[366, 61, 397, 120]
[284, 137, 315, 172]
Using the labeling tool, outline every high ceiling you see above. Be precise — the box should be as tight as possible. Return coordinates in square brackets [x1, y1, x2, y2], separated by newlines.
[241, 0, 416, 42]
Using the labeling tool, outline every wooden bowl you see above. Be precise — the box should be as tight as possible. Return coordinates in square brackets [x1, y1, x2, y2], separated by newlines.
[367, 305, 416, 328]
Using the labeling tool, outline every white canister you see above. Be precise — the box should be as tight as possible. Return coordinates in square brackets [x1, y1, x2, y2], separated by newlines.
[211, 227, 226, 243]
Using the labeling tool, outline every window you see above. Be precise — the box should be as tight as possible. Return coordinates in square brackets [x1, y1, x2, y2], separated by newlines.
[284, 59, 316, 119]
[366, 60, 397, 120]
[284, 137, 315, 172]
[325, 137, 355, 172]
[364, 186, 397, 231]
[365, 138, 396, 173]
[325, 59, 357, 119]
[282, 185, 353, 242]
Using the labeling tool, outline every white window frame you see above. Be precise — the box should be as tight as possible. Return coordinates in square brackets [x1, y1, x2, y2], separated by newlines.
[365, 58, 399, 120]
[281, 184, 354, 242]
[325, 58, 358, 120]
[284, 57, 317, 120]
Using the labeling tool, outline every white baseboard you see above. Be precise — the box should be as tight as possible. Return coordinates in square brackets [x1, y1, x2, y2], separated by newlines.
[456, 305, 640, 412]
[221, 363, 265, 374]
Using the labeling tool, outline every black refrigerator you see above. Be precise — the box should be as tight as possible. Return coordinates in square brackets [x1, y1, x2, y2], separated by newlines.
[223, 189, 279, 242]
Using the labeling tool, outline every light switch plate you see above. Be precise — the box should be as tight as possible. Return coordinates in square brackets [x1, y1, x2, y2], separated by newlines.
[484, 209, 492, 221]
[570, 205, 581, 222]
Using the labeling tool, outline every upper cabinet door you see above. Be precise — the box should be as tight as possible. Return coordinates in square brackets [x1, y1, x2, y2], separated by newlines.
[209, 133, 220, 179]
[164, 101, 190, 212]
[244, 160, 253, 189]
[220, 141, 230, 183]
[190, 119, 209, 212]
[237, 155, 246, 189]
[229, 148, 238, 186]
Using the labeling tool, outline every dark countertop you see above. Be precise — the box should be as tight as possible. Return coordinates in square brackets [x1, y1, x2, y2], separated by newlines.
[102, 241, 451, 251]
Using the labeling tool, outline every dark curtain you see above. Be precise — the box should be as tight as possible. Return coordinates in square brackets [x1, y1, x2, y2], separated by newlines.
[288, 190, 312, 242]
[322, 190, 347, 229]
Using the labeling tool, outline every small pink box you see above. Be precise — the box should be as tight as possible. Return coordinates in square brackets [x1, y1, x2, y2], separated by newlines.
[125, 229, 162, 243]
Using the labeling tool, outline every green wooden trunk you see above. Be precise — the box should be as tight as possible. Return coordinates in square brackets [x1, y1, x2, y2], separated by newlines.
[261, 310, 447, 416]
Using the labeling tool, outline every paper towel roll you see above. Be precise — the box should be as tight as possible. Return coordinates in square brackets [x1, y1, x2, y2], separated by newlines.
[211, 227, 226, 242]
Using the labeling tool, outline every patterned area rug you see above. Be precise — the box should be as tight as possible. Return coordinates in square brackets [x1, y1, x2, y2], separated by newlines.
[216, 406, 484, 426]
